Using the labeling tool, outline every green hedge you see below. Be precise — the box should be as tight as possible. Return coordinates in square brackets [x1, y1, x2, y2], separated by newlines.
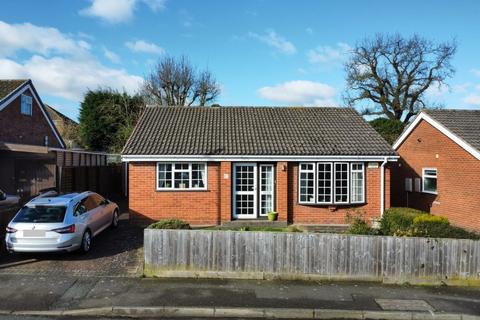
[148, 219, 191, 230]
[380, 207, 425, 236]
[380, 208, 479, 240]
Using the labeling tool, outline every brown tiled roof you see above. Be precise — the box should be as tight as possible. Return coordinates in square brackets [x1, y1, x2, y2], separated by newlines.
[0, 79, 28, 101]
[424, 109, 480, 152]
[122, 106, 395, 156]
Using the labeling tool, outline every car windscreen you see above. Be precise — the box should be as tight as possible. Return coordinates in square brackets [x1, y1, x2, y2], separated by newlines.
[13, 205, 67, 223]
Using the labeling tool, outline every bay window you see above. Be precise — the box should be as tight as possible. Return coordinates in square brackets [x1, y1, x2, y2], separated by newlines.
[157, 162, 207, 190]
[299, 162, 365, 205]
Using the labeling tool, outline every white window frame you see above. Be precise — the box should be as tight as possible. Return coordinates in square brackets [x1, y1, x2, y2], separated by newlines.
[298, 163, 316, 204]
[156, 162, 207, 191]
[299, 162, 366, 205]
[422, 168, 437, 195]
[350, 163, 365, 204]
[21, 94, 32, 116]
[334, 162, 350, 204]
[316, 162, 333, 204]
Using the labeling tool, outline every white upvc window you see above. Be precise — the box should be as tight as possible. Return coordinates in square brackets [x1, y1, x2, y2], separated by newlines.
[156, 162, 207, 190]
[334, 163, 349, 204]
[422, 168, 437, 194]
[317, 162, 333, 203]
[299, 162, 365, 205]
[21, 94, 32, 116]
[350, 163, 365, 203]
[298, 163, 315, 203]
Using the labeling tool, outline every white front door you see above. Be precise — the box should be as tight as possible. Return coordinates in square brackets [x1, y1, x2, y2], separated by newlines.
[233, 163, 257, 219]
[233, 163, 275, 219]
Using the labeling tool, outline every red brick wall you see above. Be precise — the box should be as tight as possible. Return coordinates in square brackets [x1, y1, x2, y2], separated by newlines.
[128, 162, 221, 225]
[392, 119, 480, 231]
[288, 162, 389, 224]
[129, 160, 390, 226]
[0, 88, 61, 148]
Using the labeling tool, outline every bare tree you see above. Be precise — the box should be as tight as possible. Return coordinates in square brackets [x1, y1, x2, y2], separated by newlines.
[143, 55, 221, 106]
[344, 34, 456, 123]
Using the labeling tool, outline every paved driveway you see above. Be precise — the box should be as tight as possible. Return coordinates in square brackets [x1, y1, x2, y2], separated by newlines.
[0, 218, 144, 277]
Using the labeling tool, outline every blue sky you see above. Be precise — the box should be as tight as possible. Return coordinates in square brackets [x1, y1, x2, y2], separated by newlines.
[1, 0, 480, 120]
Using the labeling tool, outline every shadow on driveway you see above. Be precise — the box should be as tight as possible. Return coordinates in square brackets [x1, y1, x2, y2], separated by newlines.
[0, 220, 144, 277]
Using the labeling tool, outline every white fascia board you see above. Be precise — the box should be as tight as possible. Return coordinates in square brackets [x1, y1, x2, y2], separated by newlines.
[121, 154, 399, 162]
[0, 83, 65, 149]
[393, 112, 480, 160]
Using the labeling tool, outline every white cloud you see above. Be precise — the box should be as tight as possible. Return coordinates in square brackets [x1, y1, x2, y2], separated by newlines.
[426, 83, 449, 98]
[471, 69, 480, 77]
[125, 40, 165, 54]
[80, 0, 166, 23]
[0, 21, 88, 57]
[248, 30, 296, 55]
[308, 42, 351, 64]
[463, 94, 480, 106]
[258, 80, 336, 106]
[142, 0, 166, 12]
[0, 56, 142, 101]
[103, 47, 121, 64]
[0, 21, 142, 102]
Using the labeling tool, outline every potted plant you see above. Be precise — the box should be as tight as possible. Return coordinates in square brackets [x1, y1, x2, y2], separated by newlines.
[267, 211, 278, 221]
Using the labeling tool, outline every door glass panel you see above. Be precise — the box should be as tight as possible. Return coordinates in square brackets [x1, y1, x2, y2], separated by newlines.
[259, 165, 274, 216]
[234, 164, 256, 218]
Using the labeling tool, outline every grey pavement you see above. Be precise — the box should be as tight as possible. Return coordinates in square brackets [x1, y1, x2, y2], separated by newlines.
[0, 273, 478, 317]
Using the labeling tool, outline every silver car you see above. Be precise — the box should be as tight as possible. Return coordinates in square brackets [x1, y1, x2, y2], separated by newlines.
[5, 191, 119, 253]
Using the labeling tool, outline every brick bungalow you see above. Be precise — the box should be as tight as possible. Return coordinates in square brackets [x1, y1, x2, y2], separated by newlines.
[392, 109, 480, 231]
[122, 106, 398, 226]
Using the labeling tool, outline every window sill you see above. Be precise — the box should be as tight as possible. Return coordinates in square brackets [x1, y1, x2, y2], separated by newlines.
[156, 189, 209, 192]
[298, 202, 366, 206]
[422, 191, 438, 195]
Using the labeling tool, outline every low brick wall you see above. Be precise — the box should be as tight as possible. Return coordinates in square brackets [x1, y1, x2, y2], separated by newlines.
[144, 229, 480, 285]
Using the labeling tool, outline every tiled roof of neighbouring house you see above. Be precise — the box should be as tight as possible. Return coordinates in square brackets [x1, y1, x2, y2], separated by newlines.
[123, 106, 395, 156]
[424, 109, 480, 152]
[0, 79, 28, 101]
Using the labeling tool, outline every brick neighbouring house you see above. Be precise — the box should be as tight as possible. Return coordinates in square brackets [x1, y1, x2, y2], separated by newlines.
[122, 106, 398, 226]
[0, 79, 109, 200]
[392, 109, 480, 231]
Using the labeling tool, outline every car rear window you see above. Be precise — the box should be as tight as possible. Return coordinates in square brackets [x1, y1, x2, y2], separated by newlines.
[13, 205, 67, 223]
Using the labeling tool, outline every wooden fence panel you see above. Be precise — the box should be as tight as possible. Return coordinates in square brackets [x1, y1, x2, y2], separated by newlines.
[145, 229, 480, 283]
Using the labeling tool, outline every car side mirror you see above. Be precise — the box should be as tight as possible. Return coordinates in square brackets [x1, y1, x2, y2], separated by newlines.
[0, 191, 6, 201]
[101, 199, 110, 206]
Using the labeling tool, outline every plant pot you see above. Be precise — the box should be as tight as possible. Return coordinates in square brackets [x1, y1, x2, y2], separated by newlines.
[267, 212, 278, 221]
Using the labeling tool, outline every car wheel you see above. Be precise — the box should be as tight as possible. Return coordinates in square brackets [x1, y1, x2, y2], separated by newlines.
[111, 209, 119, 228]
[80, 230, 92, 253]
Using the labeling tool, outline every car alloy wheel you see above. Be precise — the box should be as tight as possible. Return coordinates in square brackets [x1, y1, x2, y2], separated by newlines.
[112, 210, 119, 228]
[81, 230, 92, 253]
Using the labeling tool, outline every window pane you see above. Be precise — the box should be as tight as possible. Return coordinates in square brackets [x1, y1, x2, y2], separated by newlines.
[174, 171, 190, 188]
[424, 177, 437, 193]
[351, 163, 364, 203]
[299, 163, 315, 203]
[335, 163, 349, 203]
[157, 163, 172, 188]
[317, 163, 332, 203]
[192, 164, 206, 188]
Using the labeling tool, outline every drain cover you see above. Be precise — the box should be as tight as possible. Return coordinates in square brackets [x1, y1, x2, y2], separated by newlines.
[375, 299, 434, 311]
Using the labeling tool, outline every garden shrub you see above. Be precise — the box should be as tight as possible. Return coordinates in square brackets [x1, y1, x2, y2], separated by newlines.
[380, 207, 425, 235]
[410, 214, 450, 238]
[148, 219, 191, 230]
[346, 210, 377, 235]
